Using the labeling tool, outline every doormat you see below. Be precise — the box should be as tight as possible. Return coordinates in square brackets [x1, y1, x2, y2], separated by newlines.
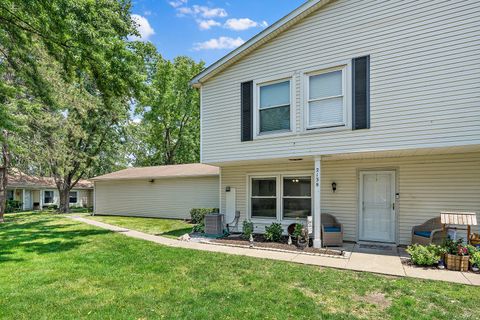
[359, 244, 394, 251]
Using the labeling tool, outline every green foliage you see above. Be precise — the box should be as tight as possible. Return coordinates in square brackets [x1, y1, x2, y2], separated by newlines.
[470, 251, 480, 267]
[443, 238, 469, 256]
[242, 220, 254, 239]
[406, 244, 443, 266]
[192, 223, 205, 233]
[264, 222, 283, 242]
[293, 223, 304, 238]
[132, 54, 205, 166]
[5, 200, 22, 213]
[189, 208, 219, 224]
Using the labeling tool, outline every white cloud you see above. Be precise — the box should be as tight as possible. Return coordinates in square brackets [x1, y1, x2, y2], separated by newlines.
[224, 18, 258, 31]
[197, 19, 221, 30]
[130, 14, 155, 41]
[175, 5, 227, 18]
[169, 0, 187, 8]
[260, 20, 269, 28]
[193, 36, 245, 50]
[193, 5, 228, 18]
[143, 10, 152, 16]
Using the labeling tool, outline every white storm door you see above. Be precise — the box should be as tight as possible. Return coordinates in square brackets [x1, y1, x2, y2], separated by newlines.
[359, 171, 395, 243]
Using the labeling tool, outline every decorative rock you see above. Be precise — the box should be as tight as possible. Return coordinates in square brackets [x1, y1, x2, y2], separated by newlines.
[178, 233, 191, 242]
[288, 235, 292, 245]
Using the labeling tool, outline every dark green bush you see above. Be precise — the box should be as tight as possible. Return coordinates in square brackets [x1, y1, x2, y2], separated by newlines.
[265, 222, 283, 242]
[242, 220, 254, 239]
[190, 208, 219, 224]
[5, 200, 22, 213]
[192, 223, 205, 233]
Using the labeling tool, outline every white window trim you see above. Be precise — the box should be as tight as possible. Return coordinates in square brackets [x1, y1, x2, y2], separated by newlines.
[253, 75, 295, 139]
[246, 171, 313, 223]
[43, 190, 55, 205]
[69, 190, 79, 204]
[281, 174, 313, 220]
[302, 62, 352, 131]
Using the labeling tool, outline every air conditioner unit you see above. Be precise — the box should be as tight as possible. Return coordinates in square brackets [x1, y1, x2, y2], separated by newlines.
[204, 213, 224, 237]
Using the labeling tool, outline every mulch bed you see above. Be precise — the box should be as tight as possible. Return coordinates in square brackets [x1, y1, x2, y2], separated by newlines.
[212, 234, 344, 256]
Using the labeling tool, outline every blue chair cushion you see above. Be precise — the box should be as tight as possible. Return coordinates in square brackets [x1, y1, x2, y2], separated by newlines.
[414, 231, 431, 238]
[324, 226, 341, 233]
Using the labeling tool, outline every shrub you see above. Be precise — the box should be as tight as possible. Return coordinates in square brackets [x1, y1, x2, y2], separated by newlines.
[264, 222, 283, 242]
[242, 220, 254, 239]
[406, 244, 442, 266]
[470, 251, 480, 267]
[5, 200, 22, 213]
[192, 223, 205, 233]
[190, 208, 219, 224]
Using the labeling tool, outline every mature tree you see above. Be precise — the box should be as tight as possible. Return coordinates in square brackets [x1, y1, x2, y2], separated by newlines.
[0, 0, 144, 214]
[133, 55, 205, 166]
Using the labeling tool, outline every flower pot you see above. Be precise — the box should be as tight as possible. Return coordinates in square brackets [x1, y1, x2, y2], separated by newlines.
[297, 239, 308, 250]
[445, 254, 469, 272]
[472, 265, 479, 272]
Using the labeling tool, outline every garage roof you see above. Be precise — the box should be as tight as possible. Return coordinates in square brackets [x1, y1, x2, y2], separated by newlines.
[91, 163, 219, 181]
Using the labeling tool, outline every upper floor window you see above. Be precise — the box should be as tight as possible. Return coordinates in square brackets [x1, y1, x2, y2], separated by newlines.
[258, 79, 291, 134]
[307, 67, 346, 129]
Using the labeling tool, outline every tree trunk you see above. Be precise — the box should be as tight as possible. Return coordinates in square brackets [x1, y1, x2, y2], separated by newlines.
[0, 132, 10, 222]
[0, 167, 6, 223]
[58, 186, 70, 214]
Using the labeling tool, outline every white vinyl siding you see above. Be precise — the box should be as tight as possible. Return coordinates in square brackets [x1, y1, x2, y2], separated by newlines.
[94, 176, 219, 219]
[220, 152, 480, 245]
[201, 0, 480, 163]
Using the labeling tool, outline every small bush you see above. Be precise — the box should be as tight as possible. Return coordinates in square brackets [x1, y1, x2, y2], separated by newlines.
[470, 251, 480, 267]
[5, 200, 22, 213]
[264, 222, 283, 242]
[192, 223, 205, 233]
[406, 244, 442, 266]
[242, 220, 254, 239]
[190, 208, 219, 224]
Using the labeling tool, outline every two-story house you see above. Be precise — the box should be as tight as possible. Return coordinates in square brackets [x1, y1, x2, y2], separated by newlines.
[192, 0, 480, 247]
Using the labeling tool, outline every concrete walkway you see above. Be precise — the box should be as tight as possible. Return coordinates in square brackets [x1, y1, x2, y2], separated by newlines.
[70, 216, 480, 286]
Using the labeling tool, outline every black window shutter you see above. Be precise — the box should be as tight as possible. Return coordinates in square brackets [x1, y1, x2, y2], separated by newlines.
[352, 56, 370, 130]
[241, 81, 253, 141]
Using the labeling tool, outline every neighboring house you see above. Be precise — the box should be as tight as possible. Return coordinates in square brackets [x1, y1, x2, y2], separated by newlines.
[7, 171, 93, 210]
[191, 0, 480, 247]
[92, 164, 219, 219]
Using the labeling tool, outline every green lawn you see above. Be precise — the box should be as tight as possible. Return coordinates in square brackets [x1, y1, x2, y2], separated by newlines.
[1, 212, 479, 319]
[81, 214, 194, 238]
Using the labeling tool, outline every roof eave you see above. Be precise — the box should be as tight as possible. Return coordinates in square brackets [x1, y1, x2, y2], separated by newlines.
[91, 173, 219, 182]
[190, 0, 330, 87]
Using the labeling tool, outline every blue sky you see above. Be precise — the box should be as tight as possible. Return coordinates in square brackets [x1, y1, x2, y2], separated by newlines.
[130, 0, 305, 66]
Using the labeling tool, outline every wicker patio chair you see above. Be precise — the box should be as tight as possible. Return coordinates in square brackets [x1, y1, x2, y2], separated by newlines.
[321, 213, 343, 247]
[411, 217, 444, 245]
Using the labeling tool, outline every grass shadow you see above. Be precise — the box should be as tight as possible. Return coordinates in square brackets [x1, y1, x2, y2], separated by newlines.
[159, 227, 193, 238]
[0, 212, 111, 258]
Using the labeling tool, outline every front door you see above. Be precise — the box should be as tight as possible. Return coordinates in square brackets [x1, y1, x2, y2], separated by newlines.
[359, 171, 396, 243]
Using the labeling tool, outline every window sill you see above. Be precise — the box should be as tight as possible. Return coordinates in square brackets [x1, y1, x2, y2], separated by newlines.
[254, 130, 294, 140]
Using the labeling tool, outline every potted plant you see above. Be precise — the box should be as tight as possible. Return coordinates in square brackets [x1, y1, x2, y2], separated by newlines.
[444, 238, 470, 272]
[296, 226, 309, 250]
[468, 245, 480, 272]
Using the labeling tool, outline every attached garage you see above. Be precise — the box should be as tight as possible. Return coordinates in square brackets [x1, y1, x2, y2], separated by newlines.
[92, 164, 219, 219]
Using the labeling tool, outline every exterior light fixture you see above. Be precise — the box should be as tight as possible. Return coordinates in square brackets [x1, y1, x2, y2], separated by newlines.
[332, 182, 337, 192]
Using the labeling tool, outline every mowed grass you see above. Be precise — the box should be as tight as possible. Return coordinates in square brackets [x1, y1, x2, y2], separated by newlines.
[81, 214, 194, 238]
[1, 212, 479, 320]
